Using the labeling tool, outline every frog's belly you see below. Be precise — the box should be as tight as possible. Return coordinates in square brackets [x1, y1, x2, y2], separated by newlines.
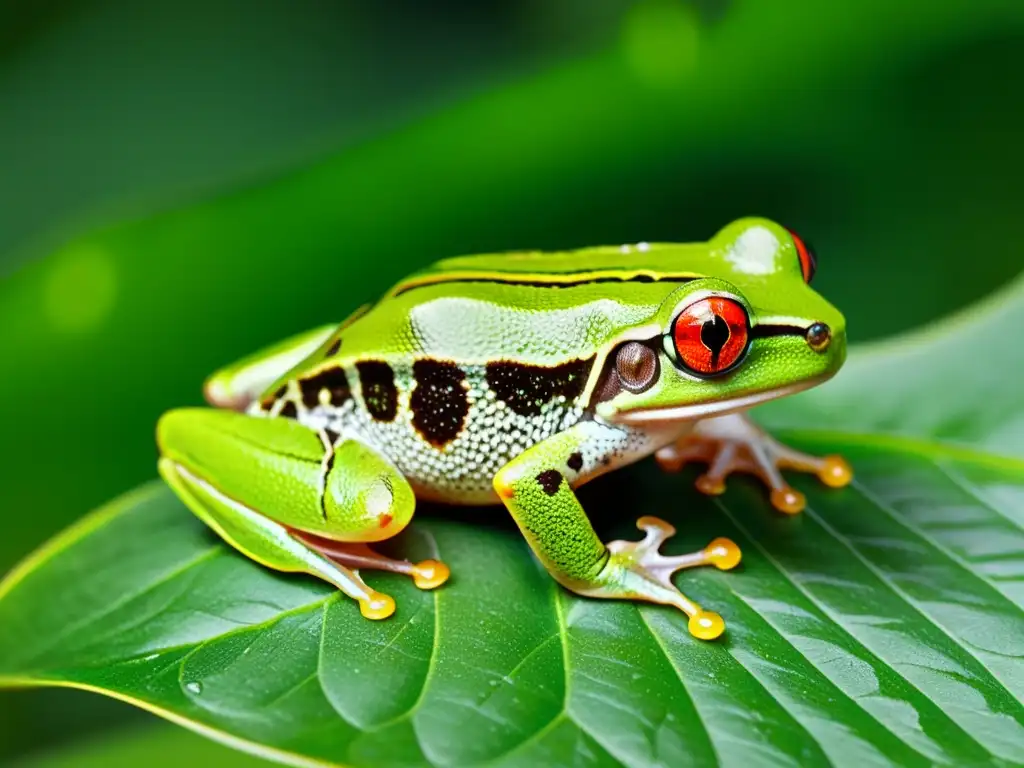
[303, 375, 658, 506]
[337, 386, 585, 504]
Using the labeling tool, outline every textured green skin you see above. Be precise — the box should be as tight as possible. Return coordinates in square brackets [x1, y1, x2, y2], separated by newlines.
[494, 423, 610, 585]
[157, 217, 847, 609]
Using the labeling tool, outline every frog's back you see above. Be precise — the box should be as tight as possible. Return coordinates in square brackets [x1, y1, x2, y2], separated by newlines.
[342, 241, 711, 364]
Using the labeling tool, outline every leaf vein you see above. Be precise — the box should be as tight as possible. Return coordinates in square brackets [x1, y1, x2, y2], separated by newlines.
[715, 498, 990, 764]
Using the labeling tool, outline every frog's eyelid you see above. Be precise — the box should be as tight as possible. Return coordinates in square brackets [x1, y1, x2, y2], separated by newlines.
[786, 228, 817, 284]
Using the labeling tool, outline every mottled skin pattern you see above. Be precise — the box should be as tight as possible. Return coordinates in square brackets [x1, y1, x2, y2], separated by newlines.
[260, 358, 642, 503]
[158, 217, 852, 636]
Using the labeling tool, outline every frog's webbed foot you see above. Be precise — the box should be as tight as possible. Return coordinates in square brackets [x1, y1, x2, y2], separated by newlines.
[584, 517, 741, 640]
[656, 413, 852, 514]
[293, 534, 450, 591]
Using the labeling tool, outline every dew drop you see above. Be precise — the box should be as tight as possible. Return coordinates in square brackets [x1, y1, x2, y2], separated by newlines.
[185, 681, 202, 695]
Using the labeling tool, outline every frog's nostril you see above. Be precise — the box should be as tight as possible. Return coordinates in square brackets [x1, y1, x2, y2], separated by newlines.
[806, 323, 831, 352]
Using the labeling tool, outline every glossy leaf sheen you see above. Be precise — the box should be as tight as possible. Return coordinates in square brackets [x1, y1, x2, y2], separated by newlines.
[2, 431, 1023, 768]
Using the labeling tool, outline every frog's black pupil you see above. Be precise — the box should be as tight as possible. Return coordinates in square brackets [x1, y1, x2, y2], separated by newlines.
[700, 314, 730, 365]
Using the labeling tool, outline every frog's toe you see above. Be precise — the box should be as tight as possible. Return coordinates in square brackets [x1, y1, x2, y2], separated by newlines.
[579, 517, 741, 641]
[359, 591, 396, 620]
[770, 487, 806, 515]
[411, 559, 450, 590]
[815, 454, 854, 488]
[658, 414, 853, 513]
[295, 537, 451, 592]
[688, 610, 726, 641]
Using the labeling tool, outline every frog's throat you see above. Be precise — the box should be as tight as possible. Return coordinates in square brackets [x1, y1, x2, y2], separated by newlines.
[608, 374, 832, 426]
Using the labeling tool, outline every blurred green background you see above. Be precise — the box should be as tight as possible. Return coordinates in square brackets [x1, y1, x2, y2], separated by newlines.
[1, 0, 1021, 763]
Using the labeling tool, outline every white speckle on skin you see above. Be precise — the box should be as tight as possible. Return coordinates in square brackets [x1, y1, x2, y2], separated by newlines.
[725, 226, 781, 275]
[620, 244, 631, 254]
[364, 481, 393, 517]
[637, 241, 650, 252]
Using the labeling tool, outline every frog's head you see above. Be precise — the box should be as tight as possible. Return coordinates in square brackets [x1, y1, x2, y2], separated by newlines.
[595, 218, 846, 425]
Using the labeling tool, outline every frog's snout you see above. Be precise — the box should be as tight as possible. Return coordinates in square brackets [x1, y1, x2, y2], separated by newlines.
[805, 322, 832, 352]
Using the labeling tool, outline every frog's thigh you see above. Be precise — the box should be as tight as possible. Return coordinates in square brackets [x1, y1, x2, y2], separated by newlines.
[158, 408, 415, 618]
[493, 421, 741, 640]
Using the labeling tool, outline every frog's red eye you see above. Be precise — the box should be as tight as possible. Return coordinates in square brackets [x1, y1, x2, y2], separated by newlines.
[672, 297, 750, 376]
[787, 229, 817, 284]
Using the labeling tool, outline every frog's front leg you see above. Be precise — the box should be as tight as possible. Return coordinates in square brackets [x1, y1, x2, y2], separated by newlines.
[157, 408, 447, 619]
[203, 324, 339, 410]
[655, 413, 853, 514]
[493, 422, 741, 640]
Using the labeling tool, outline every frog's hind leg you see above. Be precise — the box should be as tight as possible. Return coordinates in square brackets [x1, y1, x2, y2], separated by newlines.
[656, 412, 853, 515]
[157, 407, 432, 620]
[292, 535, 450, 590]
[159, 457, 395, 619]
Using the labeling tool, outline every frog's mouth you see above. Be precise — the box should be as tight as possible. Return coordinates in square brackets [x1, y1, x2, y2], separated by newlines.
[608, 374, 831, 426]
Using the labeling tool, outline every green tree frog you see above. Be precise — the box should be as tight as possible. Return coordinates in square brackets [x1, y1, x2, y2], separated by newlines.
[158, 218, 852, 640]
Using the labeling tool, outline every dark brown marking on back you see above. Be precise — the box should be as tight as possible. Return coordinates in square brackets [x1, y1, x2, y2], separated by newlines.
[279, 401, 298, 420]
[567, 452, 584, 472]
[325, 338, 342, 358]
[485, 357, 594, 417]
[536, 469, 563, 496]
[410, 360, 469, 447]
[357, 360, 398, 422]
[299, 367, 351, 409]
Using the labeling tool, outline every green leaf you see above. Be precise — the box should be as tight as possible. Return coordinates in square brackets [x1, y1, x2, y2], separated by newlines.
[19, 722, 269, 768]
[2, 425, 1023, 767]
